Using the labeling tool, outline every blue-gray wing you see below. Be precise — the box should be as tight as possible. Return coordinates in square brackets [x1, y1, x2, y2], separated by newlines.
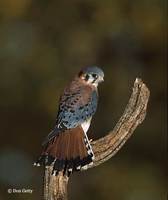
[57, 89, 98, 129]
[42, 85, 98, 145]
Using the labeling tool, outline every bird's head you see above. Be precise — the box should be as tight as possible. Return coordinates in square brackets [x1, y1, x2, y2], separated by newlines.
[78, 66, 104, 87]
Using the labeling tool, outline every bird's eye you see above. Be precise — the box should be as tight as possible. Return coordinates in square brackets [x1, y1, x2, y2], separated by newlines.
[92, 74, 98, 79]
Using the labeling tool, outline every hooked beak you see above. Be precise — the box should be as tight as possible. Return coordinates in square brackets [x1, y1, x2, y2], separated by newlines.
[100, 77, 104, 82]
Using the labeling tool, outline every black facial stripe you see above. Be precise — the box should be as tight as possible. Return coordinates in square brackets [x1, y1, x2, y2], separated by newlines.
[78, 71, 83, 77]
[85, 74, 90, 81]
[92, 76, 98, 83]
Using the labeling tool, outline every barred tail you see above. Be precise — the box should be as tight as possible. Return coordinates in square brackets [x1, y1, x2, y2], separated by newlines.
[34, 126, 94, 176]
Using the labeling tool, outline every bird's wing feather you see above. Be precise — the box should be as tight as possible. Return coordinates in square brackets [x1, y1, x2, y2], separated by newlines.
[42, 82, 98, 145]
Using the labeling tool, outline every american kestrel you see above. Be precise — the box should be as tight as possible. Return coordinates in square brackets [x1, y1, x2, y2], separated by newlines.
[34, 66, 104, 176]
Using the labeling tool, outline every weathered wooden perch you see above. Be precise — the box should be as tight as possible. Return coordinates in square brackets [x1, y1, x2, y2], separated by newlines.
[43, 78, 150, 200]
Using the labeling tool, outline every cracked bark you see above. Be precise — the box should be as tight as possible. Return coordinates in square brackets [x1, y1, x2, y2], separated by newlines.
[43, 78, 150, 200]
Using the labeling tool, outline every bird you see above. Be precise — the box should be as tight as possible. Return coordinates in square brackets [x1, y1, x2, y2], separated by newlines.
[34, 66, 104, 176]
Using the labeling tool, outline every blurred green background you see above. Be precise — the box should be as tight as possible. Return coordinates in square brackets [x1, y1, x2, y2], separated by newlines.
[0, 0, 166, 200]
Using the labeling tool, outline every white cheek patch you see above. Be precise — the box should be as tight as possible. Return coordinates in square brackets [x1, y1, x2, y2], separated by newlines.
[86, 77, 98, 87]
[92, 82, 98, 87]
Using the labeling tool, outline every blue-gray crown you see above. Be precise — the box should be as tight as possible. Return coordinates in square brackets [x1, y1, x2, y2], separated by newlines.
[80, 66, 104, 78]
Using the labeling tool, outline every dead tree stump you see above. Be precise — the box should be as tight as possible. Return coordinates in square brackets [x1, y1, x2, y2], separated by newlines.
[43, 78, 150, 200]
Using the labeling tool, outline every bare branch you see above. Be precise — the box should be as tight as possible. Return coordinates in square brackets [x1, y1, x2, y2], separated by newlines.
[43, 78, 150, 200]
